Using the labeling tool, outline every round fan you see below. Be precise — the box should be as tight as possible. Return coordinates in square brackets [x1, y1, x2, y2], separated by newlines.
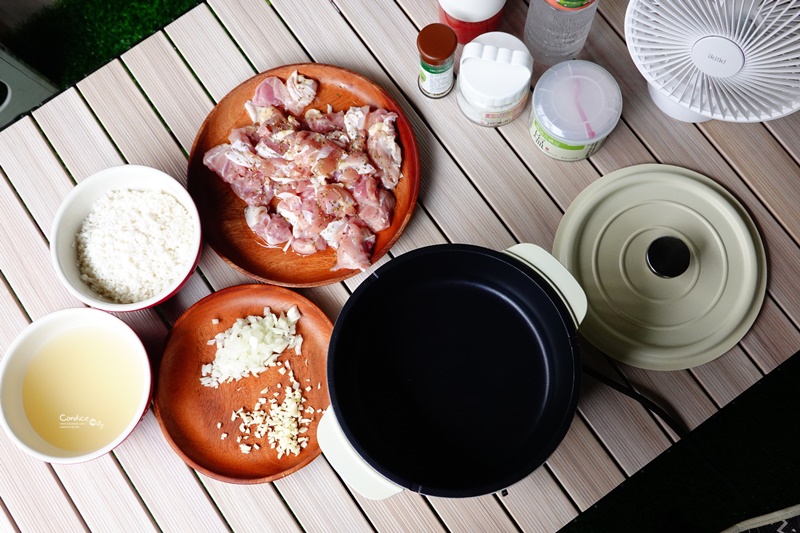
[625, 0, 800, 122]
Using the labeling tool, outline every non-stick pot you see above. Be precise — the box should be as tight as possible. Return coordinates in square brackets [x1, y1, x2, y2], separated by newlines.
[318, 243, 586, 499]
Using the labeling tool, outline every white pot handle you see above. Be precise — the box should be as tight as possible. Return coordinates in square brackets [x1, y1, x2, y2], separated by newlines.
[317, 409, 403, 500]
[503, 243, 587, 327]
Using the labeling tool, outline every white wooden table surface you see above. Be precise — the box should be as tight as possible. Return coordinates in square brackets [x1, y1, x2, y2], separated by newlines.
[1, 0, 799, 531]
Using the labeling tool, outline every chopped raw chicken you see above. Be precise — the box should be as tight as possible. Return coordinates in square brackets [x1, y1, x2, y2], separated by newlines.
[245, 206, 293, 247]
[334, 221, 375, 271]
[248, 71, 318, 118]
[202, 145, 274, 206]
[366, 110, 402, 190]
[352, 175, 396, 232]
[203, 70, 403, 271]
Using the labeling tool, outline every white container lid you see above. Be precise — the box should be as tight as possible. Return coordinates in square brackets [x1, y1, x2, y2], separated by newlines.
[532, 60, 622, 144]
[459, 32, 533, 108]
[439, 0, 506, 22]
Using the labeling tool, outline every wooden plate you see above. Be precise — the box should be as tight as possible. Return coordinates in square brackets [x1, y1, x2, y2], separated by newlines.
[154, 284, 332, 483]
[187, 63, 421, 287]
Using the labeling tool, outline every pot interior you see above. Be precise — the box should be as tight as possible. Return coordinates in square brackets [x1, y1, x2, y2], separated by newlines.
[329, 245, 580, 497]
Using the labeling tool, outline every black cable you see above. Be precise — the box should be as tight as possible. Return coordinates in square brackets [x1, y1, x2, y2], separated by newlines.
[583, 360, 751, 512]
[582, 363, 689, 439]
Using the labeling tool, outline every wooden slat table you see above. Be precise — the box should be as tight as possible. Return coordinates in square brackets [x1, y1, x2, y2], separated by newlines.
[1, 0, 798, 531]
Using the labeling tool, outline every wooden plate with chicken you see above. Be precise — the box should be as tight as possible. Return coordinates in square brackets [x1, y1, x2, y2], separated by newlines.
[188, 63, 420, 286]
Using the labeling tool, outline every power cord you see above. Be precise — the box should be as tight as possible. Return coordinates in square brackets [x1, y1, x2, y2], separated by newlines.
[583, 360, 751, 513]
[582, 363, 689, 439]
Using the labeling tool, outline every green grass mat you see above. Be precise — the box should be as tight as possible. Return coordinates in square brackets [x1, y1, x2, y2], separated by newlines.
[5, 0, 202, 89]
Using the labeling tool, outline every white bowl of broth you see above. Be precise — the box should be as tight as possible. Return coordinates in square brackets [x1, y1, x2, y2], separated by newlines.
[0, 308, 151, 463]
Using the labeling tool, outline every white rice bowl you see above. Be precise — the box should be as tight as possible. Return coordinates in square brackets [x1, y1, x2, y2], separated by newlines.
[50, 165, 202, 312]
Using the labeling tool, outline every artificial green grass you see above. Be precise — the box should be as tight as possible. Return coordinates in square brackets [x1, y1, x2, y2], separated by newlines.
[5, 0, 202, 89]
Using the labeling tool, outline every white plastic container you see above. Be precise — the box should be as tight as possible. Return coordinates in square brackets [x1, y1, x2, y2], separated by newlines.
[529, 60, 622, 161]
[438, 0, 506, 44]
[457, 32, 534, 128]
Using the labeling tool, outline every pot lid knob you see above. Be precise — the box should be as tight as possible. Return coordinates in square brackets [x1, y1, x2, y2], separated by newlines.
[646, 236, 691, 279]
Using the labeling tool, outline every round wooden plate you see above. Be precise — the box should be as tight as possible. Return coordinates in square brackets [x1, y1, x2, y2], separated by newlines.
[154, 284, 332, 483]
[187, 63, 421, 287]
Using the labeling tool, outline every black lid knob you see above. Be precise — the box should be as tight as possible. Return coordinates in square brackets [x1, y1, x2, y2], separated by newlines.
[646, 236, 691, 278]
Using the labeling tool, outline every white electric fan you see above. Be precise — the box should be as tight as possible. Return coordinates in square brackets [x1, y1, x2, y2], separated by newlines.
[625, 0, 800, 122]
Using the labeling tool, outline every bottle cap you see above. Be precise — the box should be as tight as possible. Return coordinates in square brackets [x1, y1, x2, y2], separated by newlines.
[459, 32, 533, 108]
[417, 24, 458, 66]
[438, 0, 506, 22]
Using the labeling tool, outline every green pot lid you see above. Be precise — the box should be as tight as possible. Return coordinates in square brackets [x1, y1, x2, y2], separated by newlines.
[553, 164, 767, 370]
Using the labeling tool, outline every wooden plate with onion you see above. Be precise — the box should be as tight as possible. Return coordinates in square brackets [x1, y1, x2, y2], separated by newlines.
[154, 284, 332, 483]
[187, 63, 421, 287]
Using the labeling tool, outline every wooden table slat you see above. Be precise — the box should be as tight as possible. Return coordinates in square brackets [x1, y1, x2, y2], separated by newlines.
[1, 0, 799, 531]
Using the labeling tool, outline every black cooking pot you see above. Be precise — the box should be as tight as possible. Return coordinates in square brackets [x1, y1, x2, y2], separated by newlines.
[319, 243, 586, 498]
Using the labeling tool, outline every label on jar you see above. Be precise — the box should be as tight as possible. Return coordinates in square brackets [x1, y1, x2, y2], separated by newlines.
[419, 58, 454, 98]
[551, 0, 595, 8]
[460, 93, 528, 127]
[530, 118, 605, 161]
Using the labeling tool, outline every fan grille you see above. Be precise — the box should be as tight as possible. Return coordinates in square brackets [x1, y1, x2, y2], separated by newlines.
[625, 0, 800, 122]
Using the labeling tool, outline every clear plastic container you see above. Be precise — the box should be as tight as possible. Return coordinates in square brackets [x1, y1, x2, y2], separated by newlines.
[524, 0, 598, 67]
[529, 60, 622, 161]
[456, 32, 533, 128]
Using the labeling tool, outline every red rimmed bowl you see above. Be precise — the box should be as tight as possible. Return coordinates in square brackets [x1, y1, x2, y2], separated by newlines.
[50, 164, 202, 312]
[0, 308, 152, 464]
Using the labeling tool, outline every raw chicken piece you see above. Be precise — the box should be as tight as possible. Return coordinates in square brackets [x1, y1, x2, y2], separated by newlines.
[352, 175, 396, 232]
[251, 77, 289, 107]
[333, 221, 376, 271]
[276, 191, 333, 243]
[254, 109, 299, 156]
[366, 111, 402, 190]
[248, 71, 318, 118]
[320, 219, 348, 249]
[203, 144, 273, 206]
[245, 206, 292, 246]
[284, 131, 344, 178]
[291, 238, 319, 256]
[338, 151, 375, 175]
[305, 107, 345, 134]
[228, 125, 259, 153]
[316, 183, 358, 218]
[343, 105, 371, 150]
[285, 71, 318, 116]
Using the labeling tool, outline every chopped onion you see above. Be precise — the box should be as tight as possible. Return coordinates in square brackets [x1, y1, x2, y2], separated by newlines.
[200, 306, 303, 388]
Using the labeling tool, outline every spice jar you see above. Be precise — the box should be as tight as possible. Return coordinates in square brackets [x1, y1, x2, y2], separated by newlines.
[439, 0, 507, 44]
[529, 60, 622, 161]
[456, 32, 533, 127]
[417, 23, 458, 99]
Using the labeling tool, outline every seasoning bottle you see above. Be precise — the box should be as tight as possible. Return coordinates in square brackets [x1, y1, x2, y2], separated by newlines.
[438, 0, 507, 44]
[524, 0, 599, 67]
[456, 32, 534, 127]
[529, 60, 622, 161]
[417, 23, 458, 99]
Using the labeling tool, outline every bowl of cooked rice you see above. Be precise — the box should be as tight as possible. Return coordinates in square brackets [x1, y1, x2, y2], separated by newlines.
[50, 165, 203, 312]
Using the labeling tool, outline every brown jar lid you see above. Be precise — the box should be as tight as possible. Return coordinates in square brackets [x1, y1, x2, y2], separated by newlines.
[417, 24, 457, 66]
